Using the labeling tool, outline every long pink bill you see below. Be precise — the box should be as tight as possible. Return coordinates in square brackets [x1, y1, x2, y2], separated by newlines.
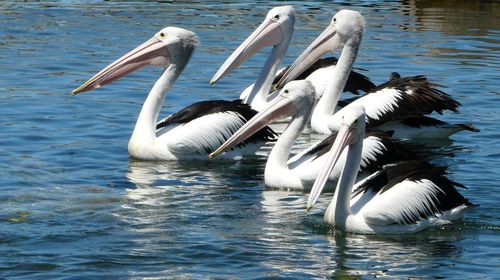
[307, 124, 357, 210]
[210, 18, 283, 84]
[275, 24, 339, 89]
[72, 37, 170, 95]
[209, 95, 297, 158]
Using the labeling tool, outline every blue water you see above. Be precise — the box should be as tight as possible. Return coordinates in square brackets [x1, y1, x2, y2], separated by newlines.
[1, 1, 499, 278]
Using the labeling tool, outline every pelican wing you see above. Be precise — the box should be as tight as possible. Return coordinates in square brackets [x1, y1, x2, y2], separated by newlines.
[288, 130, 415, 172]
[287, 133, 337, 168]
[157, 100, 277, 155]
[337, 96, 361, 108]
[351, 161, 474, 226]
[400, 116, 479, 132]
[272, 57, 375, 94]
[164, 111, 251, 155]
[158, 100, 244, 128]
[347, 75, 460, 128]
[358, 130, 417, 173]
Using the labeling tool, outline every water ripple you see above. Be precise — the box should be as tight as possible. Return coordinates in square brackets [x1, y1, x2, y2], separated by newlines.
[0, 1, 499, 279]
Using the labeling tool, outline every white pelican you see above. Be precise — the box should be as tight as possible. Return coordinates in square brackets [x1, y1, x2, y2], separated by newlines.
[209, 80, 416, 191]
[307, 105, 476, 234]
[210, 5, 375, 112]
[72, 27, 276, 160]
[275, 10, 477, 139]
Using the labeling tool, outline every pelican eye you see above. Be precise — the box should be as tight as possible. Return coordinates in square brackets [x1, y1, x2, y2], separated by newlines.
[281, 89, 290, 96]
[158, 32, 166, 39]
[333, 17, 337, 24]
[273, 14, 280, 20]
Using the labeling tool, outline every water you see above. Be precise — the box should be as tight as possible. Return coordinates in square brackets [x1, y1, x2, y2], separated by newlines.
[1, 1, 499, 278]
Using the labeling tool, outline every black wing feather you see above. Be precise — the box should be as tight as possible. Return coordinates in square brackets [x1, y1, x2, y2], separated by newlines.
[337, 96, 361, 109]
[401, 116, 479, 132]
[272, 57, 376, 94]
[353, 160, 476, 225]
[296, 130, 416, 172]
[359, 130, 417, 173]
[156, 99, 277, 145]
[364, 75, 461, 128]
[299, 133, 338, 161]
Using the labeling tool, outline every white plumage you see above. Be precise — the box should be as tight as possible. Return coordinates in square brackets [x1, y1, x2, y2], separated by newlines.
[210, 80, 416, 192]
[275, 9, 475, 140]
[304, 20, 476, 232]
[73, 27, 276, 161]
[324, 88, 409, 133]
[211, 6, 375, 115]
[148, 111, 253, 160]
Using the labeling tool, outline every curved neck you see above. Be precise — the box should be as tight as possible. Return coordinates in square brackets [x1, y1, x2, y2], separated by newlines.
[131, 65, 181, 143]
[312, 35, 361, 130]
[244, 41, 290, 110]
[328, 129, 364, 226]
[266, 106, 311, 174]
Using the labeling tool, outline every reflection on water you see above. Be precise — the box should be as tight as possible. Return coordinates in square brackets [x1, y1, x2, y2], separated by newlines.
[125, 158, 267, 205]
[403, 0, 499, 35]
[325, 230, 466, 278]
[127, 158, 267, 187]
[256, 190, 471, 278]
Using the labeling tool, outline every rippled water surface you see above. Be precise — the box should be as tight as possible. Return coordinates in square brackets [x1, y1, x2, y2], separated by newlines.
[1, 1, 499, 278]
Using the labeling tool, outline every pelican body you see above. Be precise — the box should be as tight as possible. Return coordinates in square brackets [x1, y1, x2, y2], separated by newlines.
[302, 11, 476, 234]
[308, 104, 475, 234]
[210, 80, 416, 191]
[275, 10, 477, 139]
[72, 27, 276, 160]
[211, 6, 375, 112]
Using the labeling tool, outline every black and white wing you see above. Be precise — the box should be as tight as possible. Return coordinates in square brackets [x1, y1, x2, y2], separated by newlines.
[351, 161, 476, 226]
[156, 99, 277, 155]
[342, 75, 461, 128]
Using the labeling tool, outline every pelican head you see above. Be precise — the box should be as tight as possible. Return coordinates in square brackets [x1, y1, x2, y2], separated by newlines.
[307, 105, 365, 210]
[72, 27, 199, 95]
[335, 105, 366, 137]
[210, 5, 295, 84]
[209, 79, 315, 158]
[275, 10, 364, 88]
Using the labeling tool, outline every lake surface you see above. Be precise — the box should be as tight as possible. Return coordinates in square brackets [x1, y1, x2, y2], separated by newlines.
[1, 1, 499, 278]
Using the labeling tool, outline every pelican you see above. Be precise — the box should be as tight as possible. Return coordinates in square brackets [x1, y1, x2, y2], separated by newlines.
[210, 5, 374, 112]
[275, 10, 477, 139]
[72, 27, 276, 160]
[307, 104, 476, 234]
[209, 80, 416, 191]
